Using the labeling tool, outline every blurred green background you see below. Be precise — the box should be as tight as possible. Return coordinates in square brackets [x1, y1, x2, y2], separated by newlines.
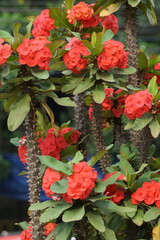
[0, 0, 160, 235]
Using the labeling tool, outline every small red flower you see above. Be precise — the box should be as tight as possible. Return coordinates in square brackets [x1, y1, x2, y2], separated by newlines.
[20, 226, 32, 240]
[97, 40, 129, 71]
[42, 167, 61, 198]
[18, 136, 27, 164]
[63, 37, 90, 73]
[44, 222, 57, 236]
[101, 14, 119, 34]
[32, 9, 55, 38]
[67, 2, 93, 24]
[124, 89, 153, 119]
[0, 38, 12, 65]
[17, 38, 52, 70]
[63, 162, 97, 203]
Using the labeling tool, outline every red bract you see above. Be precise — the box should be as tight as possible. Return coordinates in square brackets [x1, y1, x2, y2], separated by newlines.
[66, 2, 93, 24]
[63, 37, 90, 73]
[59, 127, 81, 144]
[101, 14, 119, 34]
[20, 226, 32, 240]
[63, 162, 97, 203]
[17, 38, 52, 70]
[97, 40, 129, 71]
[20, 223, 57, 240]
[32, 9, 55, 38]
[102, 172, 125, 204]
[18, 136, 28, 164]
[0, 38, 12, 65]
[131, 180, 160, 208]
[44, 222, 57, 236]
[124, 89, 153, 119]
[82, 16, 100, 28]
[42, 167, 61, 198]
[144, 72, 160, 85]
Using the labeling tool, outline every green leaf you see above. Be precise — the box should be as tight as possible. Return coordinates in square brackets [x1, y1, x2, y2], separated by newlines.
[88, 146, 113, 167]
[102, 29, 114, 43]
[117, 67, 136, 75]
[100, 227, 117, 240]
[31, 69, 49, 79]
[96, 72, 115, 82]
[87, 210, 105, 232]
[12, 23, 24, 48]
[10, 137, 20, 147]
[138, 51, 148, 70]
[50, 8, 73, 29]
[64, 0, 75, 9]
[118, 156, 134, 175]
[39, 155, 72, 175]
[0, 30, 14, 44]
[149, 119, 160, 138]
[132, 209, 144, 226]
[144, 207, 160, 222]
[71, 151, 84, 164]
[46, 222, 74, 240]
[94, 0, 115, 12]
[15, 221, 29, 230]
[148, 76, 158, 96]
[7, 94, 31, 131]
[132, 113, 153, 131]
[124, 199, 137, 218]
[2, 64, 10, 77]
[124, 120, 135, 130]
[50, 61, 66, 71]
[62, 205, 85, 222]
[47, 40, 66, 54]
[94, 180, 106, 193]
[146, 7, 157, 25]
[128, 0, 141, 7]
[48, 92, 77, 107]
[103, 172, 121, 187]
[91, 32, 97, 48]
[73, 78, 95, 95]
[29, 200, 57, 211]
[50, 179, 68, 194]
[92, 84, 105, 104]
[40, 200, 72, 223]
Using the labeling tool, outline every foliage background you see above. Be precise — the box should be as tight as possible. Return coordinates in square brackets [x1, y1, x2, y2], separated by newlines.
[0, 0, 160, 235]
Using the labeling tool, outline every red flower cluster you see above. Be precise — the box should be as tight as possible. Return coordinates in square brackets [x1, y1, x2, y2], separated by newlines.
[32, 9, 55, 38]
[124, 89, 153, 119]
[64, 162, 97, 203]
[42, 167, 61, 198]
[101, 14, 119, 34]
[63, 37, 90, 73]
[17, 38, 52, 70]
[18, 127, 81, 164]
[131, 180, 160, 209]
[42, 162, 97, 203]
[102, 172, 125, 204]
[66, 2, 93, 24]
[88, 88, 127, 120]
[97, 40, 129, 71]
[0, 38, 12, 65]
[20, 223, 57, 240]
[39, 127, 81, 160]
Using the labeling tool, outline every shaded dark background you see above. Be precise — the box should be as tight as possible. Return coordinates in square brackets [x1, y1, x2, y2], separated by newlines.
[0, 0, 160, 235]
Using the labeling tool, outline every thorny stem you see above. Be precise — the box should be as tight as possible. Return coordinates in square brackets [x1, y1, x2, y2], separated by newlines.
[74, 93, 88, 159]
[25, 96, 44, 240]
[125, 3, 153, 167]
[91, 101, 110, 173]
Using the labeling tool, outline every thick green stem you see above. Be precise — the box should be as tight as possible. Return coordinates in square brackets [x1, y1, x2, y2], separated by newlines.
[91, 101, 110, 173]
[25, 99, 44, 240]
[74, 93, 88, 158]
